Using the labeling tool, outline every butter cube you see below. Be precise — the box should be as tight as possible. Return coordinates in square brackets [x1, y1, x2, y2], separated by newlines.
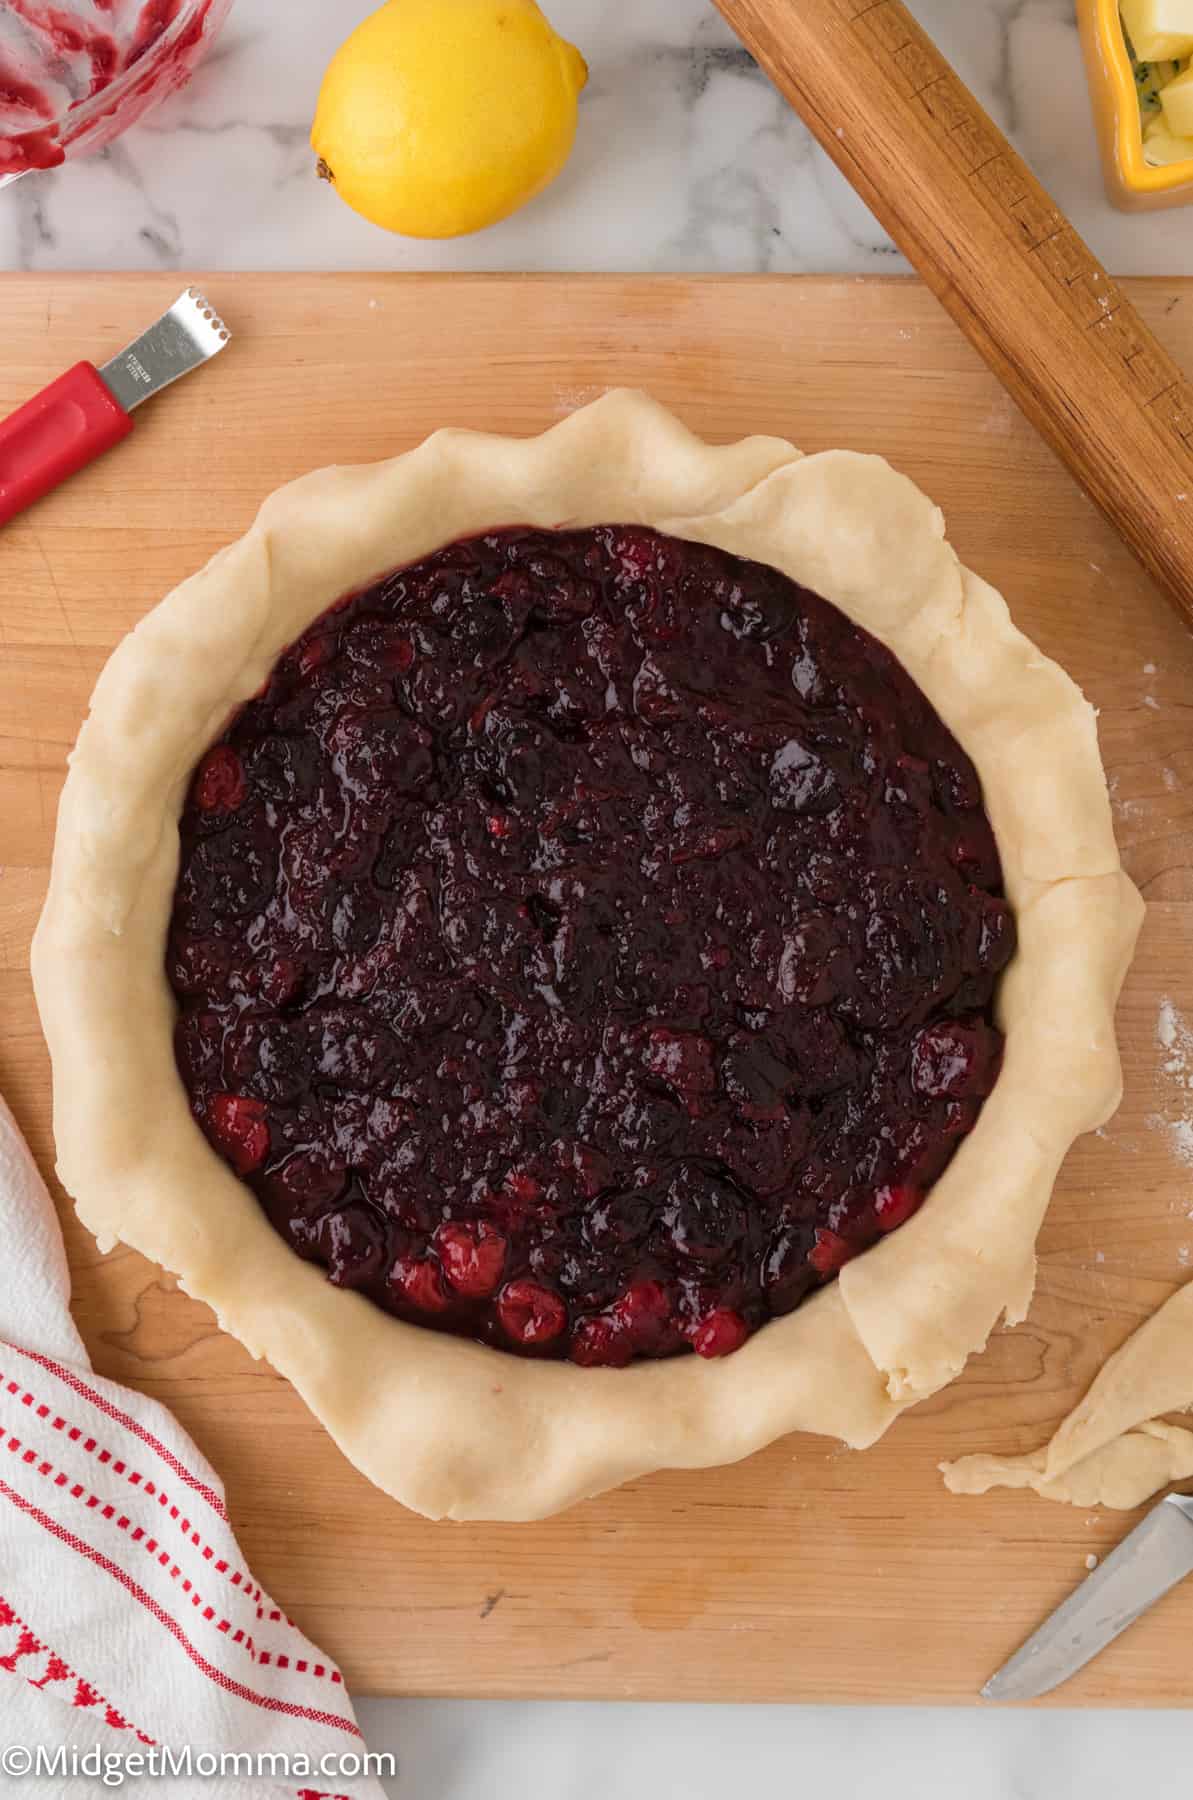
[1143, 110, 1193, 163]
[1160, 63, 1193, 133]
[1121, 0, 1193, 60]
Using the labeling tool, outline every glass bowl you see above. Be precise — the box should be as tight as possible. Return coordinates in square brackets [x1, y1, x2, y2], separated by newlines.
[0, 0, 235, 187]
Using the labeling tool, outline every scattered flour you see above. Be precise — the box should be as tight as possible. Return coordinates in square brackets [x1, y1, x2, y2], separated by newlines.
[1144, 695, 1161, 710]
[1085, 1553, 1099, 1571]
[1164, 768, 1179, 791]
[552, 383, 606, 418]
[980, 398, 1014, 437]
[1158, 997, 1189, 1066]
[1152, 998, 1193, 1169]
[1144, 662, 1157, 675]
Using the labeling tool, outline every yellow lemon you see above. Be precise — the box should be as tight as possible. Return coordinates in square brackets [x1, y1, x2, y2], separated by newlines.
[311, 0, 588, 239]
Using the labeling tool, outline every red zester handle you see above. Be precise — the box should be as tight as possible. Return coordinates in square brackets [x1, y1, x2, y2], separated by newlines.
[0, 361, 133, 527]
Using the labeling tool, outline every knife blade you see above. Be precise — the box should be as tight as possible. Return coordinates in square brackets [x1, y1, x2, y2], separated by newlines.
[983, 1492, 1193, 1702]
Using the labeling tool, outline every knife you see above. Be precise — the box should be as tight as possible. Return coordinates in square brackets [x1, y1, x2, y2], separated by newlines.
[983, 1492, 1193, 1702]
[0, 286, 230, 528]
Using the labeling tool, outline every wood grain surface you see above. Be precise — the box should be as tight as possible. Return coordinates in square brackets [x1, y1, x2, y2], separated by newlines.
[713, 0, 1193, 628]
[3, 272, 1193, 1704]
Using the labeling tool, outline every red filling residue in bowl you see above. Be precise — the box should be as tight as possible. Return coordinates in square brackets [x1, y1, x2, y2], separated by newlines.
[0, 0, 217, 173]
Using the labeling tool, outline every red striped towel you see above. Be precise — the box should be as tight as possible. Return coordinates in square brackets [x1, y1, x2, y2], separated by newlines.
[0, 1095, 388, 1798]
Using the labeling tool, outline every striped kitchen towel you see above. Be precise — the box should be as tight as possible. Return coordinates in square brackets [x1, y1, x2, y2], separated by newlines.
[0, 1093, 390, 1799]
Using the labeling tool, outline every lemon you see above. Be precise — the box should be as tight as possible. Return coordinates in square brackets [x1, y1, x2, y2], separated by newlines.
[311, 0, 588, 239]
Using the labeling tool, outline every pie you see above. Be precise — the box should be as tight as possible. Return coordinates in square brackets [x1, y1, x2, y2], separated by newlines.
[33, 392, 1143, 1520]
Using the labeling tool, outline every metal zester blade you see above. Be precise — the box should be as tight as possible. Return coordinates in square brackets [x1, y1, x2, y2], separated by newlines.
[99, 286, 230, 413]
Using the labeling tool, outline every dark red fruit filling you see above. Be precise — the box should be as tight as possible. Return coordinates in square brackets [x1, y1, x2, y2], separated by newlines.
[168, 526, 1014, 1365]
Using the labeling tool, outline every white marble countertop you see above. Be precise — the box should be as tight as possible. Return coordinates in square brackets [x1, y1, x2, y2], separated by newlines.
[5, 1, 1191, 1790]
[356, 1698, 1193, 1798]
[2, 0, 1191, 275]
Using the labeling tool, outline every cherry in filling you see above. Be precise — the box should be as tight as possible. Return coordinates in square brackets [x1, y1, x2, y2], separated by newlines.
[168, 526, 1015, 1365]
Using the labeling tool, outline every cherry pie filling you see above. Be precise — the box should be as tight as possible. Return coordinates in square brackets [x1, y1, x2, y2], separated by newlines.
[168, 526, 1015, 1366]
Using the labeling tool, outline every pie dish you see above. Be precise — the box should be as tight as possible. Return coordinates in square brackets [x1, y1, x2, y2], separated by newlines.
[33, 391, 1143, 1521]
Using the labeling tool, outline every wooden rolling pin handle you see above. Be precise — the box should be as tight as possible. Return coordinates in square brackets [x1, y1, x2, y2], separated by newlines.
[713, 0, 1193, 628]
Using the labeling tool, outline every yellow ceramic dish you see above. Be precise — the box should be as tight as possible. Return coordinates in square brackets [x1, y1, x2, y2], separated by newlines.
[1078, 0, 1193, 208]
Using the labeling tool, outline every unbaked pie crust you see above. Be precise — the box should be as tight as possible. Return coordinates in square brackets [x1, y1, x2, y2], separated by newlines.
[33, 392, 1144, 1521]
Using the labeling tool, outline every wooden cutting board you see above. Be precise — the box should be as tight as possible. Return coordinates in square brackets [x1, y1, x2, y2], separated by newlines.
[3, 272, 1193, 1706]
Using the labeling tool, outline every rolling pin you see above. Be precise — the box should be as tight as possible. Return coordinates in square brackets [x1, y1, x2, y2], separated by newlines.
[713, 0, 1193, 627]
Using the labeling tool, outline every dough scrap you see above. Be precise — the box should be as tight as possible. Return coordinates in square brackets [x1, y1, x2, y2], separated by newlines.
[943, 1421, 1193, 1510]
[943, 1278, 1193, 1510]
